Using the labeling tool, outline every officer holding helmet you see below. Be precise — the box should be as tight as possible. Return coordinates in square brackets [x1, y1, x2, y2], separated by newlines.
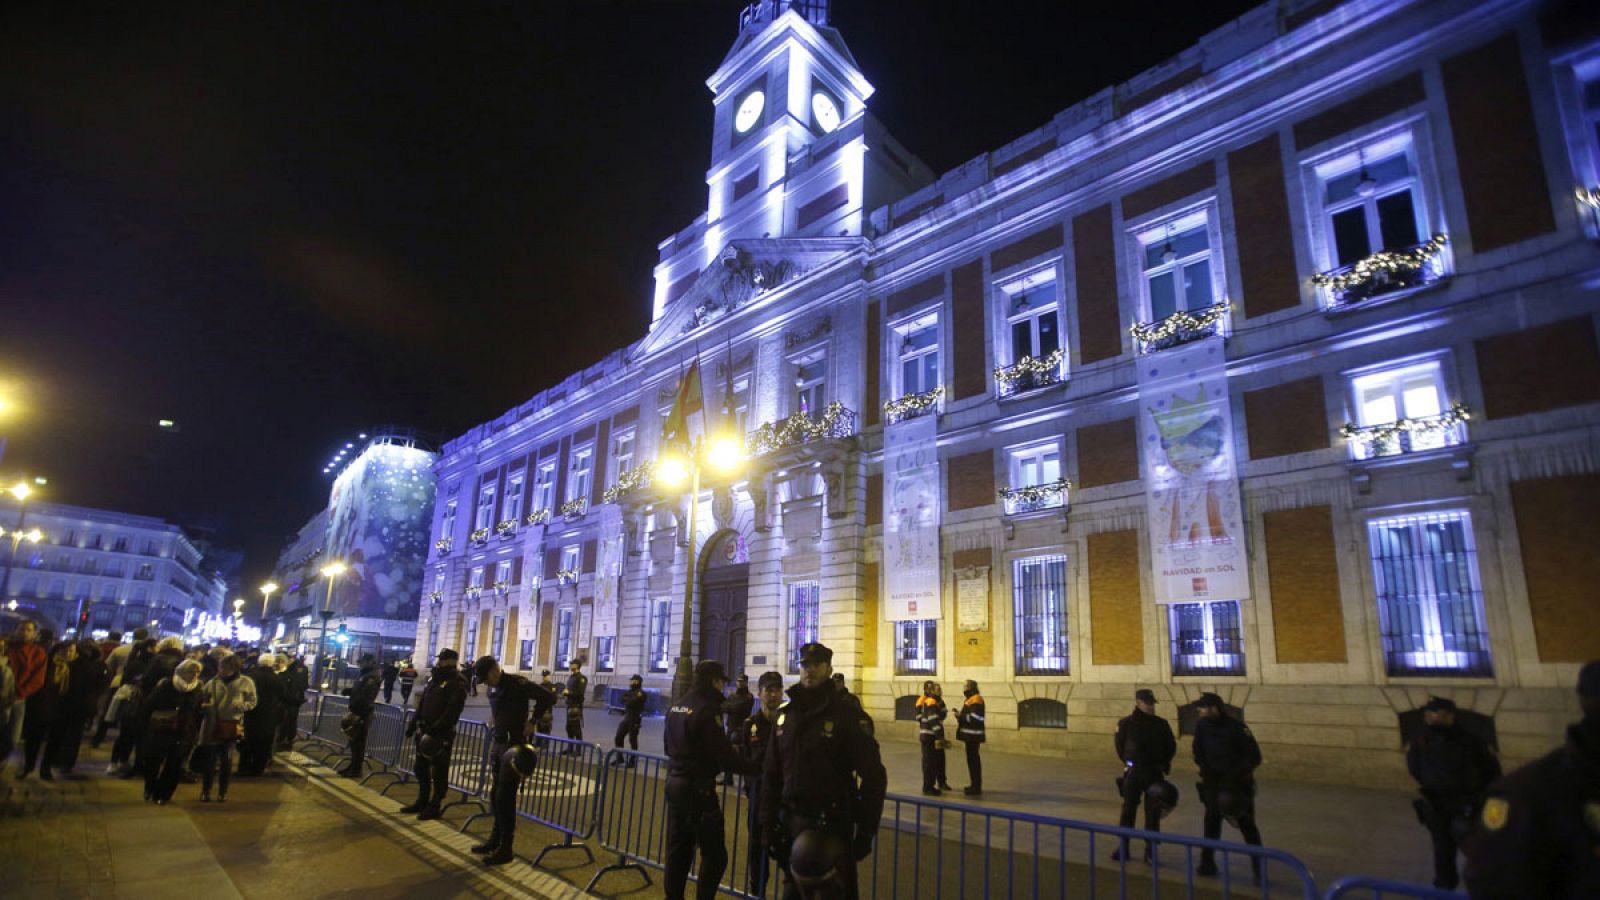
[400, 648, 467, 821]
[471, 655, 557, 866]
[1190, 692, 1263, 879]
[761, 642, 886, 899]
[663, 659, 753, 900]
[1112, 688, 1176, 863]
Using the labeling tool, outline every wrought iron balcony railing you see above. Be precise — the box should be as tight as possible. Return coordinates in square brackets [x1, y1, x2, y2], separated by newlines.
[1313, 234, 1448, 307]
[556, 569, 582, 586]
[525, 508, 551, 526]
[495, 519, 517, 537]
[601, 462, 654, 504]
[469, 527, 490, 544]
[434, 537, 452, 555]
[883, 387, 943, 426]
[1341, 404, 1470, 460]
[994, 348, 1065, 399]
[998, 478, 1070, 515]
[746, 402, 857, 457]
[1130, 302, 1229, 354]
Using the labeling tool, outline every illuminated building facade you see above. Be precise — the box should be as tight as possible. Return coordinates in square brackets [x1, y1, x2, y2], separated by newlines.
[420, 0, 1600, 786]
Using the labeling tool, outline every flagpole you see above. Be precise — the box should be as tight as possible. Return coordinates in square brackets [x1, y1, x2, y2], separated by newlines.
[671, 440, 700, 702]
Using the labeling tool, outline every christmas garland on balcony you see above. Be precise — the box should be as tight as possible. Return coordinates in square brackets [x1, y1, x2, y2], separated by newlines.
[1339, 404, 1470, 447]
[1311, 234, 1448, 293]
[492, 581, 512, 593]
[434, 538, 452, 552]
[468, 527, 490, 543]
[882, 387, 943, 420]
[555, 568, 581, 585]
[495, 519, 517, 534]
[997, 477, 1072, 504]
[524, 508, 550, 526]
[427, 590, 443, 602]
[1576, 185, 1600, 210]
[559, 498, 588, 518]
[601, 461, 654, 504]
[1129, 302, 1230, 348]
[748, 401, 850, 456]
[993, 348, 1065, 386]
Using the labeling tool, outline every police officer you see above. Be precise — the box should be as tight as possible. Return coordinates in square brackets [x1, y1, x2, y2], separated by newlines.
[1190, 692, 1263, 878]
[613, 674, 646, 762]
[397, 659, 418, 705]
[1112, 688, 1177, 862]
[663, 659, 752, 900]
[400, 648, 466, 820]
[338, 659, 383, 778]
[562, 657, 588, 753]
[740, 671, 784, 897]
[915, 681, 949, 795]
[724, 673, 754, 738]
[1406, 695, 1500, 890]
[761, 642, 887, 900]
[955, 680, 985, 795]
[1463, 659, 1600, 896]
[471, 655, 557, 866]
[535, 669, 557, 740]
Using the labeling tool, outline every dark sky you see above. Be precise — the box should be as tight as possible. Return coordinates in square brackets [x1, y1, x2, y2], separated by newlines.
[0, 0, 1257, 583]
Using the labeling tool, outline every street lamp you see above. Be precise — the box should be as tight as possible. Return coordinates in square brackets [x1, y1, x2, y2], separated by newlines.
[0, 480, 43, 613]
[313, 561, 346, 692]
[259, 580, 278, 627]
[231, 597, 245, 643]
[655, 432, 746, 701]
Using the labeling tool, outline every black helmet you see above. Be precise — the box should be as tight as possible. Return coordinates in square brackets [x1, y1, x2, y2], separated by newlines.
[788, 828, 848, 897]
[1145, 779, 1180, 815]
[417, 733, 446, 760]
[500, 743, 538, 780]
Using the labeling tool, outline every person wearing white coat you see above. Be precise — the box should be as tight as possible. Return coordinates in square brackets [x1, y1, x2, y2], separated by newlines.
[196, 653, 256, 802]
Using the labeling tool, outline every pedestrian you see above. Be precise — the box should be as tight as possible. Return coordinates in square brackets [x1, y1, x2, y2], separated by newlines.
[915, 681, 949, 795]
[3, 620, 47, 774]
[140, 659, 203, 805]
[1462, 659, 1600, 896]
[17, 640, 72, 780]
[196, 652, 256, 801]
[535, 669, 557, 739]
[663, 659, 754, 900]
[955, 679, 985, 796]
[237, 653, 282, 775]
[50, 639, 108, 776]
[93, 627, 143, 748]
[398, 659, 418, 705]
[338, 659, 381, 777]
[466, 666, 478, 697]
[1111, 688, 1177, 863]
[739, 671, 783, 897]
[277, 655, 309, 751]
[1190, 692, 1264, 879]
[1406, 696, 1500, 891]
[723, 672, 754, 738]
[400, 648, 467, 821]
[381, 659, 398, 704]
[0, 639, 17, 771]
[562, 657, 588, 752]
[760, 642, 886, 899]
[89, 631, 122, 745]
[108, 638, 156, 775]
[140, 636, 186, 692]
[613, 673, 646, 760]
[470, 655, 557, 866]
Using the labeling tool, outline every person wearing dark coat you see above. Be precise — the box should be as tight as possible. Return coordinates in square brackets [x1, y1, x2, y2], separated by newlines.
[613, 674, 647, 758]
[1190, 692, 1264, 878]
[339, 662, 382, 777]
[722, 673, 754, 737]
[109, 639, 156, 773]
[237, 655, 283, 775]
[50, 640, 108, 775]
[955, 680, 986, 795]
[398, 660, 418, 704]
[1406, 696, 1501, 891]
[276, 656, 310, 750]
[401, 649, 468, 820]
[915, 681, 950, 795]
[1112, 688, 1177, 863]
[139, 659, 204, 804]
[663, 660, 756, 900]
[381, 660, 398, 704]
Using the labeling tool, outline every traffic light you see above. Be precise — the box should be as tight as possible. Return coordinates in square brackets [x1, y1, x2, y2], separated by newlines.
[335, 623, 350, 645]
[78, 609, 90, 631]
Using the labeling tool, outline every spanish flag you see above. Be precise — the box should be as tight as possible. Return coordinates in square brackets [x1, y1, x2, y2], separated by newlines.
[661, 360, 704, 450]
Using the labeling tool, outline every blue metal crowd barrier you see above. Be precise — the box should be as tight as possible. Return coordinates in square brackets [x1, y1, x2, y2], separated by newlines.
[1322, 877, 1463, 900]
[492, 733, 610, 867]
[357, 704, 411, 785]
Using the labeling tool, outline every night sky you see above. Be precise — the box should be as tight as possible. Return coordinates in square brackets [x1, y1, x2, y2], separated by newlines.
[0, 1, 1258, 582]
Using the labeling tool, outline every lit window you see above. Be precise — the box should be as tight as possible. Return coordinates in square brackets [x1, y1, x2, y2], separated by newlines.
[1168, 601, 1245, 676]
[786, 580, 821, 673]
[793, 355, 826, 417]
[894, 619, 936, 675]
[555, 607, 575, 668]
[491, 615, 506, 662]
[569, 444, 595, 503]
[494, 559, 513, 588]
[432, 570, 446, 597]
[1013, 555, 1069, 675]
[440, 499, 458, 543]
[533, 462, 556, 514]
[729, 375, 752, 435]
[1556, 55, 1600, 234]
[595, 636, 615, 673]
[561, 545, 581, 575]
[503, 472, 525, 524]
[475, 483, 497, 531]
[613, 428, 636, 479]
[1347, 361, 1464, 459]
[1002, 441, 1066, 514]
[896, 314, 941, 398]
[1367, 511, 1491, 677]
[1004, 275, 1061, 366]
[648, 598, 672, 673]
[428, 619, 440, 659]
[464, 616, 480, 660]
[468, 566, 485, 591]
[1134, 207, 1223, 324]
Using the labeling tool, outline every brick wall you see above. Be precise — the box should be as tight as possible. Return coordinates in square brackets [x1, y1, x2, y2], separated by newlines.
[950, 261, 987, 399]
[1088, 530, 1144, 665]
[1511, 474, 1600, 662]
[1076, 418, 1140, 487]
[1073, 205, 1122, 363]
[1228, 135, 1301, 318]
[1263, 506, 1347, 663]
[946, 450, 995, 511]
[1476, 317, 1600, 419]
[1244, 377, 1328, 459]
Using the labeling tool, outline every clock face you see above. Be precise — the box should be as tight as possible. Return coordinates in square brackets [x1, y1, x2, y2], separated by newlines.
[734, 90, 765, 134]
[812, 91, 841, 133]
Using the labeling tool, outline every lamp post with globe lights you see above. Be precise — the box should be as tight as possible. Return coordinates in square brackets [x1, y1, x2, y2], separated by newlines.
[313, 561, 346, 691]
[0, 480, 44, 612]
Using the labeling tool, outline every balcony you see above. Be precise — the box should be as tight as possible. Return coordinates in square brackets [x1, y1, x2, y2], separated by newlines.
[883, 387, 943, 426]
[525, 508, 551, 526]
[998, 478, 1070, 516]
[1341, 404, 1470, 460]
[994, 348, 1065, 400]
[746, 402, 857, 458]
[427, 591, 444, 603]
[434, 537, 453, 556]
[601, 463, 654, 504]
[1130, 302, 1229, 354]
[495, 519, 518, 539]
[559, 498, 589, 521]
[468, 527, 490, 546]
[555, 569, 581, 587]
[1313, 234, 1448, 308]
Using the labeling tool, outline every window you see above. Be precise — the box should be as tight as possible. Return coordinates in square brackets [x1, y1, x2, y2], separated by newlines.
[793, 355, 826, 417]
[533, 462, 556, 514]
[89, 534, 102, 550]
[895, 313, 941, 398]
[1013, 555, 1069, 675]
[1003, 442, 1066, 514]
[648, 598, 672, 673]
[132, 586, 149, 604]
[519, 639, 533, 670]
[503, 472, 524, 525]
[112, 536, 128, 553]
[135, 564, 154, 580]
[560, 545, 581, 579]
[468, 566, 485, 592]
[1017, 698, 1068, 729]
[428, 618, 440, 660]
[894, 619, 936, 675]
[595, 636, 616, 673]
[1003, 273, 1061, 366]
[143, 540, 158, 556]
[1558, 56, 1600, 235]
[555, 607, 575, 668]
[64, 530, 77, 546]
[568, 444, 594, 503]
[786, 580, 821, 673]
[475, 483, 496, 531]
[612, 429, 636, 480]
[1347, 361, 1464, 459]
[1135, 207, 1223, 324]
[464, 616, 480, 660]
[1168, 601, 1245, 676]
[1367, 511, 1491, 677]
[728, 375, 752, 435]
[18, 575, 37, 597]
[491, 614, 506, 662]
[494, 559, 513, 589]
[75, 580, 92, 601]
[440, 499, 458, 543]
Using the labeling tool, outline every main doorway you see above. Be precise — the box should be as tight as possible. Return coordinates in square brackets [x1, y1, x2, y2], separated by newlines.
[700, 530, 750, 675]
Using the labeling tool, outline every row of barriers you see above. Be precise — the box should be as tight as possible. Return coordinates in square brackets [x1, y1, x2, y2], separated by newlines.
[291, 691, 1456, 900]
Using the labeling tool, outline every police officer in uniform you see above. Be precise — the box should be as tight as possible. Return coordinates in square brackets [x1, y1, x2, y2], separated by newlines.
[339, 659, 383, 778]
[535, 669, 557, 740]
[915, 681, 949, 795]
[956, 680, 985, 795]
[562, 657, 588, 753]
[1463, 659, 1600, 897]
[1190, 692, 1263, 879]
[613, 674, 646, 762]
[663, 659, 752, 900]
[724, 673, 755, 738]
[400, 648, 467, 820]
[740, 671, 784, 897]
[1112, 688, 1177, 862]
[761, 642, 887, 899]
[1406, 696, 1500, 890]
[472, 655, 557, 866]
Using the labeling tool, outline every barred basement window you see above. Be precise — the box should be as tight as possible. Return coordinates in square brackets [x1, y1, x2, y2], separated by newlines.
[1013, 554, 1070, 675]
[1168, 600, 1245, 676]
[1367, 511, 1492, 677]
[894, 695, 921, 721]
[1017, 698, 1067, 729]
[787, 581, 821, 673]
[894, 619, 936, 675]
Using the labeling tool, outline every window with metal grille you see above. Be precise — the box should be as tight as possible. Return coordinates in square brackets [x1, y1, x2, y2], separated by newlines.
[555, 607, 575, 668]
[1367, 511, 1492, 677]
[1168, 600, 1245, 676]
[894, 619, 936, 675]
[464, 617, 480, 662]
[893, 695, 921, 721]
[787, 580, 821, 673]
[491, 615, 506, 662]
[1013, 554, 1070, 675]
[428, 618, 440, 660]
[595, 635, 615, 672]
[648, 598, 672, 673]
[1018, 697, 1067, 729]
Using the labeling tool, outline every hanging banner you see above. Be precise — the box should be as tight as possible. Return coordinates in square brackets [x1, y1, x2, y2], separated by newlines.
[591, 505, 623, 639]
[517, 523, 546, 642]
[1135, 336, 1250, 603]
[884, 412, 941, 621]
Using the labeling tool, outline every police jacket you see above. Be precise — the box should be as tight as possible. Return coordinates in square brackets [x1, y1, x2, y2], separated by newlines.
[565, 672, 588, 707]
[739, 710, 775, 795]
[723, 687, 754, 729]
[664, 684, 750, 784]
[1462, 716, 1600, 899]
[956, 692, 986, 743]
[915, 695, 947, 741]
[620, 688, 647, 723]
[1114, 708, 1176, 774]
[1407, 723, 1501, 802]
[414, 668, 468, 740]
[348, 670, 381, 716]
[1192, 713, 1261, 785]
[760, 681, 887, 840]
[489, 673, 556, 744]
